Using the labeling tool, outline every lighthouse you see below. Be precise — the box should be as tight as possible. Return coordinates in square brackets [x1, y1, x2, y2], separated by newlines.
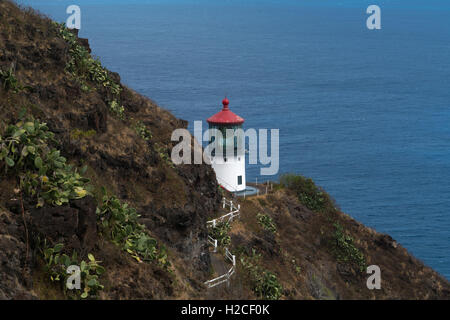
[207, 98, 246, 192]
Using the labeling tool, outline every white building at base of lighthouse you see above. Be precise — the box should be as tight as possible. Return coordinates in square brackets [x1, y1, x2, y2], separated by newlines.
[210, 153, 246, 192]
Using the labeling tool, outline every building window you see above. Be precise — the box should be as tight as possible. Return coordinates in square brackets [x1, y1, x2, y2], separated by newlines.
[238, 175, 242, 185]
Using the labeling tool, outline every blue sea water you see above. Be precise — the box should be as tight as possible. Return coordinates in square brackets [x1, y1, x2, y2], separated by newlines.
[17, 0, 450, 279]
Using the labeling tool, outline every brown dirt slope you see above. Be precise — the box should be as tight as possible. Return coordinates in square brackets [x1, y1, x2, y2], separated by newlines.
[211, 187, 450, 300]
[0, 0, 448, 300]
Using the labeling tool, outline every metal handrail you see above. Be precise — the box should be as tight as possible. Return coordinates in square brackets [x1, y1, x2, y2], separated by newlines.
[204, 198, 240, 289]
[204, 248, 236, 288]
[208, 236, 218, 253]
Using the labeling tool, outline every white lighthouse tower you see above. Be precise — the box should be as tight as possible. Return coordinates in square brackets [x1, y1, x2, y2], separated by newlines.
[207, 98, 246, 192]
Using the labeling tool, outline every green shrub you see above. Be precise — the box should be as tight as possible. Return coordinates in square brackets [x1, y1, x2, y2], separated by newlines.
[330, 222, 366, 271]
[257, 213, 277, 235]
[133, 121, 152, 141]
[257, 272, 283, 300]
[240, 249, 283, 300]
[97, 192, 169, 267]
[280, 173, 335, 212]
[109, 100, 124, 119]
[155, 144, 174, 168]
[54, 23, 124, 118]
[0, 66, 22, 93]
[210, 222, 231, 247]
[0, 118, 90, 206]
[41, 242, 105, 299]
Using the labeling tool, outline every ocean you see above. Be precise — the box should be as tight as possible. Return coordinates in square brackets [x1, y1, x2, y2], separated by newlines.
[17, 0, 450, 279]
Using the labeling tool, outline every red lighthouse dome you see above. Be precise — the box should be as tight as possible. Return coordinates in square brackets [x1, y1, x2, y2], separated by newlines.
[207, 98, 244, 125]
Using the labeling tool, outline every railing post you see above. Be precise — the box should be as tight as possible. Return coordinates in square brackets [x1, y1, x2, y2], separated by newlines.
[205, 198, 239, 289]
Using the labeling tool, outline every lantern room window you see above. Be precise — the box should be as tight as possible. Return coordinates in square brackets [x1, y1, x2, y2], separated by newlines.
[208, 124, 242, 158]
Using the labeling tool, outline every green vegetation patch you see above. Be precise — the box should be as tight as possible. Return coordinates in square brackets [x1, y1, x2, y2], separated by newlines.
[97, 191, 170, 268]
[0, 65, 23, 93]
[41, 242, 105, 299]
[257, 213, 277, 235]
[330, 222, 366, 272]
[239, 249, 283, 300]
[109, 100, 125, 119]
[155, 143, 175, 168]
[0, 118, 90, 206]
[54, 23, 124, 119]
[210, 222, 231, 247]
[133, 120, 152, 141]
[280, 173, 335, 213]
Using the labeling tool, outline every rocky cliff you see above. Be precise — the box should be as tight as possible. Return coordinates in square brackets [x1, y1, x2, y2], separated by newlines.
[0, 0, 448, 300]
[0, 0, 220, 299]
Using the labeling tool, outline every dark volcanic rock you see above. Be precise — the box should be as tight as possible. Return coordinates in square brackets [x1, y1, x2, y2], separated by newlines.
[71, 29, 91, 53]
[375, 234, 398, 250]
[140, 163, 221, 274]
[49, 38, 68, 62]
[0, 210, 36, 299]
[78, 38, 91, 53]
[86, 102, 108, 133]
[30, 196, 97, 253]
[71, 197, 98, 252]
